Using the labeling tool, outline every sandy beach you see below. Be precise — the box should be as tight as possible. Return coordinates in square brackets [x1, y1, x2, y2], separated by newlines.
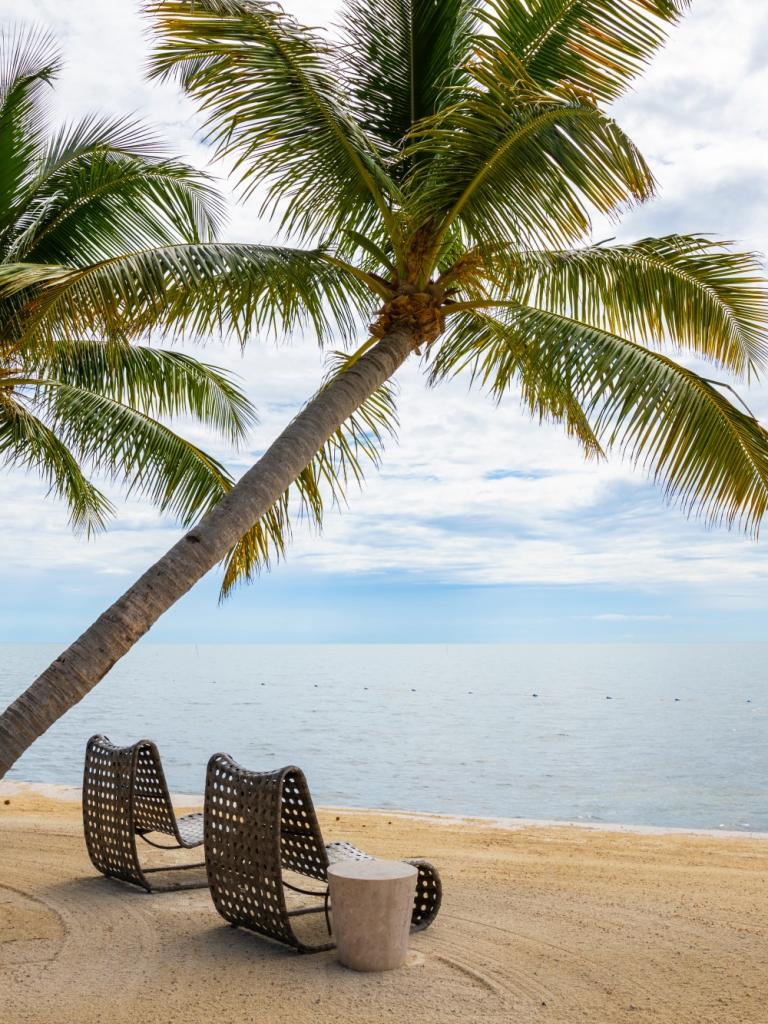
[1, 782, 767, 1024]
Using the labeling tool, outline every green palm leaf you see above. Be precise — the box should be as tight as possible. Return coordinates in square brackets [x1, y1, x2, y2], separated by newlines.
[15, 242, 374, 347]
[7, 113, 211, 260]
[0, 260, 71, 298]
[0, 25, 60, 238]
[477, 0, 690, 102]
[0, 393, 113, 534]
[26, 339, 255, 444]
[481, 235, 768, 379]
[26, 379, 235, 526]
[338, 0, 474, 157]
[147, 0, 398, 242]
[432, 309, 604, 458]
[437, 304, 768, 531]
[409, 53, 655, 255]
[11, 152, 224, 264]
[36, 112, 170, 176]
[0, 26, 267, 532]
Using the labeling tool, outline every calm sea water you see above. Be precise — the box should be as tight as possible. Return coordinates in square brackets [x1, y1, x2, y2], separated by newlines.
[2, 643, 767, 832]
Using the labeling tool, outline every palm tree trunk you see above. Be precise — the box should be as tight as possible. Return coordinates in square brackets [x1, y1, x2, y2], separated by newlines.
[0, 327, 418, 779]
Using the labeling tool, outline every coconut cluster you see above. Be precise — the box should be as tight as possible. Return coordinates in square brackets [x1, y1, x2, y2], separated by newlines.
[369, 283, 446, 346]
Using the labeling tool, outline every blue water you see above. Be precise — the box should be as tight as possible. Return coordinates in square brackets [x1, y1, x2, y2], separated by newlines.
[2, 643, 767, 831]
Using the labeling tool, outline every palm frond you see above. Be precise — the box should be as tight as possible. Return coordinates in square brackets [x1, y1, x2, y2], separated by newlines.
[26, 339, 256, 444]
[431, 310, 604, 457]
[0, 393, 113, 533]
[37, 112, 170, 175]
[338, 0, 474, 157]
[481, 235, 768, 380]
[477, 0, 690, 102]
[10, 152, 224, 264]
[408, 53, 655, 254]
[16, 242, 375, 348]
[436, 303, 768, 532]
[147, 0, 398, 244]
[0, 260, 71, 298]
[26, 379, 235, 526]
[219, 347, 399, 598]
[7, 115, 173, 240]
[0, 25, 61, 238]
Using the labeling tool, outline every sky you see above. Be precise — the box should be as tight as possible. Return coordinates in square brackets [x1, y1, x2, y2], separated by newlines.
[2, 0, 768, 644]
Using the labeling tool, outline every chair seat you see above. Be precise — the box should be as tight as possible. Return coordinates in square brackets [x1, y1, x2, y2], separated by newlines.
[176, 812, 205, 847]
[325, 840, 374, 865]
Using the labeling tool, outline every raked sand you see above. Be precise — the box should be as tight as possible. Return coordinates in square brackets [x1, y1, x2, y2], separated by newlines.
[1, 781, 767, 1024]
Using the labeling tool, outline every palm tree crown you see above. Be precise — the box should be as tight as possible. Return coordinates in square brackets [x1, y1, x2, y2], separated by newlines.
[140, 0, 768, 592]
[0, 24, 261, 532]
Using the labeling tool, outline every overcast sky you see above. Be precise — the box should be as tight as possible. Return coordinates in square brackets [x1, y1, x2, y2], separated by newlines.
[3, 0, 768, 644]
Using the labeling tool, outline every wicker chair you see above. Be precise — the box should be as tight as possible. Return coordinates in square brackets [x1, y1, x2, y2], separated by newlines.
[82, 734, 206, 892]
[204, 753, 442, 953]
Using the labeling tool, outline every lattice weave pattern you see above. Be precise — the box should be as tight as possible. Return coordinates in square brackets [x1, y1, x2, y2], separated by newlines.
[83, 735, 144, 887]
[280, 768, 329, 881]
[177, 814, 205, 845]
[405, 859, 442, 932]
[205, 755, 310, 948]
[326, 840, 373, 865]
[132, 744, 178, 837]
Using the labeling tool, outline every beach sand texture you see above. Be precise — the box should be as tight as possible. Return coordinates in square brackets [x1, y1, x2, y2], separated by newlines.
[1, 783, 767, 1023]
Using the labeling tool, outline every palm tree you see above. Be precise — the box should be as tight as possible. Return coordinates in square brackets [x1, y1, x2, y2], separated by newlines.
[0, 24, 267, 533]
[2, 0, 768, 778]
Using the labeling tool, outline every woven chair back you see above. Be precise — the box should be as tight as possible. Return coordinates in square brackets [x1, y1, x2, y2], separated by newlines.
[131, 742, 177, 837]
[204, 754, 330, 948]
[82, 734, 145, 886]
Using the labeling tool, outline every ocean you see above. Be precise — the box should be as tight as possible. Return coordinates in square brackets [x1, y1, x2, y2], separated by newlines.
[1, 642, 766, 832]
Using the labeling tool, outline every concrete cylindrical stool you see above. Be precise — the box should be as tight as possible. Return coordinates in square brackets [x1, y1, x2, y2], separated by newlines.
[328, 860, 417, 971]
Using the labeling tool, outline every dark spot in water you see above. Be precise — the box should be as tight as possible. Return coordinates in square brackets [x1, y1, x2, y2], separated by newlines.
[674, 697, 680, 701]
[606, 696, 612, 700]
[3, 799, 9, 806]
[532, 693, 538, 698]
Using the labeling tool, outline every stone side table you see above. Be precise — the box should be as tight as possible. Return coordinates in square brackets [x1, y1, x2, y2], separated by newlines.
[328, 859, 418, 971]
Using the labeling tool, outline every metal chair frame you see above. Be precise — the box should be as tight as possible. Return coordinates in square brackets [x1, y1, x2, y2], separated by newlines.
[82, 734, 206, 893]
[204, 753, 442, 953]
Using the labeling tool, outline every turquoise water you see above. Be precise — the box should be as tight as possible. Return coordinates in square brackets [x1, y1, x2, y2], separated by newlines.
[2, 643, 767, 831]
